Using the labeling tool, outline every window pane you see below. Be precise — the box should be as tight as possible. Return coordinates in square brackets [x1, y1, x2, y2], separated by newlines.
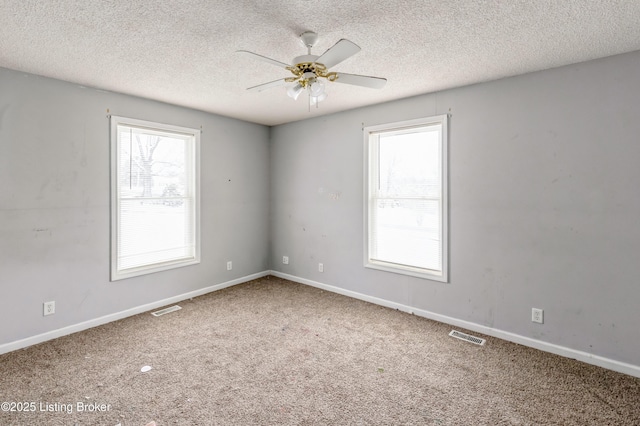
[378, 126, 441, 198]
[118, 199, 195, 270]
[117, 128, 188, 199]
[371, 199, 441, 271]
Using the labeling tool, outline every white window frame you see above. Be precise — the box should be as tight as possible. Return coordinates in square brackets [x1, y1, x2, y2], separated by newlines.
[110, 116, 201, 281]
[363, 115, 448, 282]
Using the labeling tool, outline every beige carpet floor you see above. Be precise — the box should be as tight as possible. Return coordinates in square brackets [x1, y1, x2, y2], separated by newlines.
[0, 276, 638, 425]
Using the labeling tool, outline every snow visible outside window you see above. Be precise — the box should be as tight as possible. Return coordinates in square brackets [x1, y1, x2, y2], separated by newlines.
[365, 115, 448, 282]
[110, 116, 200, 281]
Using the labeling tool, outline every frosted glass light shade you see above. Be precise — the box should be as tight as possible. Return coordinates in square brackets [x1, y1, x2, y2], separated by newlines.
[287, 83, 304, 100]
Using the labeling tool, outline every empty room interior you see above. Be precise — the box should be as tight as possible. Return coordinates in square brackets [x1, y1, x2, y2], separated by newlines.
[1, 1, 640, 424]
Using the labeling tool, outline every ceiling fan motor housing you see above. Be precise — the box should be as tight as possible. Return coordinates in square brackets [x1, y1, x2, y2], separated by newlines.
[292, 55, 320, 67]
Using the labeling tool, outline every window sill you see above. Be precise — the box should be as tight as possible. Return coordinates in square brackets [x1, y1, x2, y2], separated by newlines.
[111, 257, 200, 281]
[365, 260, 448, 283]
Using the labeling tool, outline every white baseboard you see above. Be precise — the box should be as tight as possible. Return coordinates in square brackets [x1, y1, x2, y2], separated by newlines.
[0, 271, 270, 356]
[271, 271, 640, 379]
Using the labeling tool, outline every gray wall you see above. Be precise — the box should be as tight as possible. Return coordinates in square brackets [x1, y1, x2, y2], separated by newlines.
[0, 68, 270, 345]
[270, 51, 640, 367]
[3, 49, 640, 370]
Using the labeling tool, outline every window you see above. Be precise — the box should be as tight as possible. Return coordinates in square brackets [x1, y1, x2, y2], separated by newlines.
[364, 115, 448, 282]
[110, 116, 200, 280]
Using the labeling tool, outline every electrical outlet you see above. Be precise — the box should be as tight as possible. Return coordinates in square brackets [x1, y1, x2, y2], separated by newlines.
[43, 301, 55, 316]
[227, 261, 232, 271]
[283, 256, 289, 265]
[532, 308, 544, 324]
[318, 263, 324, 272]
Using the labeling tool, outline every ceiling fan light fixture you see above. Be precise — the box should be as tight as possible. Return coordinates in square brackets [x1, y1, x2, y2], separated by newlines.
[287, 83, 304, 100]
[310, 78, 325, 97]
[311, 91, 328, 105]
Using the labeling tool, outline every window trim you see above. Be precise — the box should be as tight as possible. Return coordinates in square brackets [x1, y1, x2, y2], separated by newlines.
[110, 115, 201, 281]
[363, 115, 449, 282]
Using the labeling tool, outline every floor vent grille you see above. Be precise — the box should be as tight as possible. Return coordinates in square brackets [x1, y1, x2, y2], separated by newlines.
[151, 305, 182, 317]
[449, 330, 486, 346]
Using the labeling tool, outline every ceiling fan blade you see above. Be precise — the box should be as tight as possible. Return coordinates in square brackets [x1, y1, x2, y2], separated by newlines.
[237, 50, 290, 68]
[247, 79, 288, 92]
[316, 39, 361, 69]
[333, 73, 387, 89]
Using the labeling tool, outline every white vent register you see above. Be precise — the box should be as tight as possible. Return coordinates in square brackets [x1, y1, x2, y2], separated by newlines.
[449, 330, 486, 346]
[151, 305, 182, 317]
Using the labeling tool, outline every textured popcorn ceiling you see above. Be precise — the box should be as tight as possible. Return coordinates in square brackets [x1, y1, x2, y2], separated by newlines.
[2, 1, 640, 125]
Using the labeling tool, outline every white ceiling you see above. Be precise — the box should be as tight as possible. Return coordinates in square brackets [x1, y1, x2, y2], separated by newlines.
[2, 1, 640, 126]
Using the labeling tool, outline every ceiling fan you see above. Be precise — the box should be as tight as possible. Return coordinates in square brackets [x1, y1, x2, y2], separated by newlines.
[238, 31, 386, 106]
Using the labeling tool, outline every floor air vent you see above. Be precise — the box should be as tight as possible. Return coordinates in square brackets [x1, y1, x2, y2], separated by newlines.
[151, 305, 182, 317]
[449, 330, 486, 346]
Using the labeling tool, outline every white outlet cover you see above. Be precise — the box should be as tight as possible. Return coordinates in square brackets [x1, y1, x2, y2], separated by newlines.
[43, 301, 55, 316]
[283, 256, 289, 264]
[532, 308, 544, 324]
